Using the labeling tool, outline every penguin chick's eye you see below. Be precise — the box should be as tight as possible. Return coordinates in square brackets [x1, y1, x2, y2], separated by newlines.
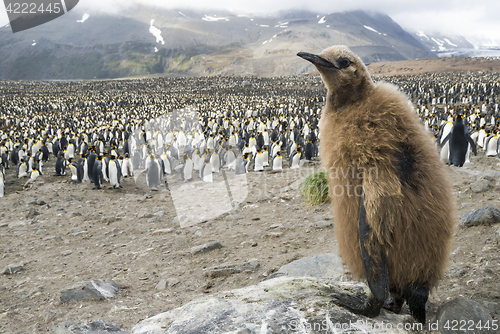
[337, 57, 351, 69]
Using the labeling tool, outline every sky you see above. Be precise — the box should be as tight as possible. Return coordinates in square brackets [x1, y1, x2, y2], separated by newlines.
[1, 0, 499, 42]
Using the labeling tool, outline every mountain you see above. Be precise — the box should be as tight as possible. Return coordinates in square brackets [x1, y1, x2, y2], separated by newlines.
[414, 32, 475, 52]
[0, 7, 435, 80]
[413, 31, 500, 58]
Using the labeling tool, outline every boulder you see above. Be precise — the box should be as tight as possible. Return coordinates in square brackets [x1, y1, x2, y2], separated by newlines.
[60, 279, 119, 303]
[53, 320, 128, 334]
[470, 179, 492, 193]
[436, 297, 495, 334]
[132, 276, 413, 334]
[459, 206, 500, 227]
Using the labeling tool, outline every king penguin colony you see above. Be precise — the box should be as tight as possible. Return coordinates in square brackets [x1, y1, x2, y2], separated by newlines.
[1, 73, 499, 194]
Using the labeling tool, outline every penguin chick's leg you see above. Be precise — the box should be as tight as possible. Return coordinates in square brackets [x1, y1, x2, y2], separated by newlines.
[403, 284, 429, 324]
[383, 293, 404, 314]
[331, 193, 389, 318]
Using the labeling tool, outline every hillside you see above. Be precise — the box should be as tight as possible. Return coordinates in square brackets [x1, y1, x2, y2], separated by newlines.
[0, 7, 435, 79]
[368, 56, 500, 76]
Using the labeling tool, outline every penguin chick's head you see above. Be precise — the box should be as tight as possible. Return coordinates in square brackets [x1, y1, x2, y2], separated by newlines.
[297, 45, 373, 110]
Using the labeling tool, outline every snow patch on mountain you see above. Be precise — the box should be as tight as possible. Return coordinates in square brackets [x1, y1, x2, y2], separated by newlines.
[149, 19, 165, 45]
[444, 38, 457, 47]
[416, 31, 429, 40]
[364, 25, 387, 36]
[431, 38, 446, 51]
[202, 15, 229, 22]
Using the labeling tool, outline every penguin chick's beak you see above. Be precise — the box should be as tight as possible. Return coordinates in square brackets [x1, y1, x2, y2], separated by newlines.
[297, 52, 337, 69]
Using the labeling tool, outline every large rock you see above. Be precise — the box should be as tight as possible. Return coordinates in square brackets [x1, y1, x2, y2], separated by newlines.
[60, 279, 119, 303]
[459, 206, 500, 227]
[470, 179, 492, 193]
[3, 263, 24, 275]
[26, 207, 40, 219]
[53, 320, 129, 334]
[29, 198, 46, 206]
[277, 253, 344, 280]
[436, 297, 495, 334]
[132, 276, 413, 334]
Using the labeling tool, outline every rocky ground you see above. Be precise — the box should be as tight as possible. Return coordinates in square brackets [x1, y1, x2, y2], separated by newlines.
[0, 151, 499, 333]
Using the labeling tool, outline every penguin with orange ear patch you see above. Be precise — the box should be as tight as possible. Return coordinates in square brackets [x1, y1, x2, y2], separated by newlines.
[440, 114, 477, 166]
[298, 46, 454, 324]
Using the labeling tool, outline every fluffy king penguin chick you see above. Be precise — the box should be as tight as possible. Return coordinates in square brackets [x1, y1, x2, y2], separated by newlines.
[298, 46, 455, 324]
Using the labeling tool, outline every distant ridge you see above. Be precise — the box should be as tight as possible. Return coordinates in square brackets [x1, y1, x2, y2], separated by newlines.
[0, 7, 436, 80]
[368, 56, 500, 76]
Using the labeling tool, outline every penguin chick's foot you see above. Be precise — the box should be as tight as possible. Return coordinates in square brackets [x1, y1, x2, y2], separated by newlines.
[383, 296, 404, 314]
[331, 292, 384, 318]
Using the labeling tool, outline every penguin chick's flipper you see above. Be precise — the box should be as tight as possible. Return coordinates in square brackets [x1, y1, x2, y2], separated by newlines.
[331, 193, 389, 317]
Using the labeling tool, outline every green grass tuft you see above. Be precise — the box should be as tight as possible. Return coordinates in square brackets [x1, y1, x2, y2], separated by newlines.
[299, 171, 330, 205]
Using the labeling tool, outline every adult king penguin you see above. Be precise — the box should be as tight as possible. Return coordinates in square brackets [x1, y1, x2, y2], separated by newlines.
[0, 163, 4, 198]
[17, 158, 28, 178]
[121, 153, 134, 178]
[55, 152, 66, 176]
[200, 159, 212, 183]
[440, 115, 477, 166]
[289, 147, 301, 169]
[484, 131, 499, 157]
[210, 151, 220, 173]
[68, 158, 78, 182]
[87, 148, 97, 182]
[254, 149, 264, 172]
[298, 46, 454, 324]
[76, 154, 85, 183]
[271, 151, 283, 171]
[180, 153, 193, 181]
[146, 154, 161, 190]
[108, 154, 122, 189]
[92, 155, 104, 190]
[234, 153, 249, 175]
